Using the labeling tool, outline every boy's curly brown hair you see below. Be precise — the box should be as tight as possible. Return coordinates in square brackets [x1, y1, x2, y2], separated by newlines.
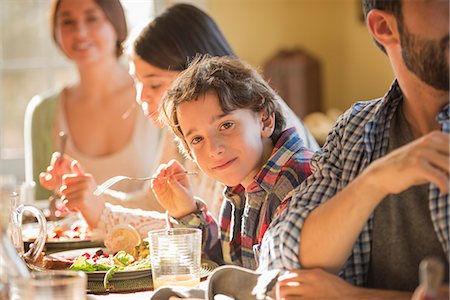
[161, 55, 286, 159]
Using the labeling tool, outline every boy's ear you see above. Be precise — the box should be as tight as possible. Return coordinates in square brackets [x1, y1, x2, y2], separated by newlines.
[260, 111, 275, 138]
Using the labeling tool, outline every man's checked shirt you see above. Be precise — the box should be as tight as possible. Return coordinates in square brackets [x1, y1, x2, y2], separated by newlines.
[259, 81, 450, 286]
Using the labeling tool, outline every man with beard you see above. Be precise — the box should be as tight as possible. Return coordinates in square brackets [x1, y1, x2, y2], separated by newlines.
[259, 0, 449, 298]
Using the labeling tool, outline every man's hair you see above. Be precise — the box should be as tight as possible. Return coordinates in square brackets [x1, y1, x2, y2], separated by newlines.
[161, 55, 286, 158]
[362, 0, 402, 53]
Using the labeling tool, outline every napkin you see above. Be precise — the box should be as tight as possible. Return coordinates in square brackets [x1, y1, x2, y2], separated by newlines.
[151, 265, 280, 300]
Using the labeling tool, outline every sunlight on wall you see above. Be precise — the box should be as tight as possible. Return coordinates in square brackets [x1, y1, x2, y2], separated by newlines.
[206, 0, 394, 112]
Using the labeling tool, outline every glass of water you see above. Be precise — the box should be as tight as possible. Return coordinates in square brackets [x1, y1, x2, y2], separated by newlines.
[10, 270, 87, 300]
[149, 228, 202, 289]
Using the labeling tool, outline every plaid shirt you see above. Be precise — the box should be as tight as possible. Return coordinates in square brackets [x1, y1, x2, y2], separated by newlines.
[259, 81, 450, 286]
[176, 127, 313, 270]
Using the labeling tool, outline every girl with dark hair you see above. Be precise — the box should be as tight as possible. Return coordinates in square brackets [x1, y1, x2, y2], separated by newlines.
[130, 3, 318, 149]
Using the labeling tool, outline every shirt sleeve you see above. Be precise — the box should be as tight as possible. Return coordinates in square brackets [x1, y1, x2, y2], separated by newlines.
[259, 113, 347, 271]
[93, 203, 167, 240]
[174, 198, 222, 265]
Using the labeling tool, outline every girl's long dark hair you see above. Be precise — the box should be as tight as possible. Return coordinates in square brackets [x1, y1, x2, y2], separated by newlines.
[133, 3, 236, 71]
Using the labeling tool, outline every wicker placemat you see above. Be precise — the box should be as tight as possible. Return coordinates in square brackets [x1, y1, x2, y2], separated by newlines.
[87, 260, 218, 294]
[88, 275, 153, 294]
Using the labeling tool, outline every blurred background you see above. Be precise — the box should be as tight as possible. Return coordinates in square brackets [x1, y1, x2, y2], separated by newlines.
[0, 0, 394, 182]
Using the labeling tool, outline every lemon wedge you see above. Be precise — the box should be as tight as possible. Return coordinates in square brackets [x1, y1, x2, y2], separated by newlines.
[104, 224, 141, 254]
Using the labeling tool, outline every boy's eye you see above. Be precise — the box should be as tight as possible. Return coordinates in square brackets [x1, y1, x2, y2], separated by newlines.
[220, 121, 235, 130]
[190, 136, 203, 145]
[150, 83, 162, 89]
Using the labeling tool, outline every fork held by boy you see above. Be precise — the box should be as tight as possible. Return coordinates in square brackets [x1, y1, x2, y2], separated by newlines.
[94, 171, 198, 196]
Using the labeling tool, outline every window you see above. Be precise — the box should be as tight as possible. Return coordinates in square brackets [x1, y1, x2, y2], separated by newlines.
[0, 0, 154, 181]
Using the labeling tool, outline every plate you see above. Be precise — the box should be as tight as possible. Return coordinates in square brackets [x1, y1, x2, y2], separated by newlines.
[22, 220, 103, 250]
[47, 247, 151, 281]
[48, 247, 219, 282]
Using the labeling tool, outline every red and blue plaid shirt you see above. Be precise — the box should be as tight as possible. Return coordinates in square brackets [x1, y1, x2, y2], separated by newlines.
[175, 127, 314, 270]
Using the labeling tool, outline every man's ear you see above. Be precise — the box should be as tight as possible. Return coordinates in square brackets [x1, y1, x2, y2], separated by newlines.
[366, 9, 400, 50]
[260, 111, 275, 138]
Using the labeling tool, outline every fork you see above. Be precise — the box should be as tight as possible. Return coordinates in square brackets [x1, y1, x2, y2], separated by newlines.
[94, 171, 198, 196]
[50, 131, 68, 219]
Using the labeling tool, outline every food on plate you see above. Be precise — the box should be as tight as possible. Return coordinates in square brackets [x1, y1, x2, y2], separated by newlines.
[49, 224, 91, 240]
[44, 245, 151, 288]
[131, 240, 150, 259]
[104, 224, 141, 254]
[23, 223, 92, 243]
[42, 255, 74, 270]
[69, 248, 151, 288]
[69, 249, 143, 272]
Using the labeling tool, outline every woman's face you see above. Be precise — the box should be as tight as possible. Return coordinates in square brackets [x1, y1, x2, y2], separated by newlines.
[130, 56, 179, 127]
[54, 0, 117, 64]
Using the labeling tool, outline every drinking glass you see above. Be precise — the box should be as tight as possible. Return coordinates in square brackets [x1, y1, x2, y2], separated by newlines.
[149, 228, 202, 289]
[9, 270, 87, 300]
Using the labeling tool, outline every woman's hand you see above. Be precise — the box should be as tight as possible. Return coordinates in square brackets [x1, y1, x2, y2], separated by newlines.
[39, 152, 74, 192]
[151, 159, 197, 218]
[59, 161, 105, 228]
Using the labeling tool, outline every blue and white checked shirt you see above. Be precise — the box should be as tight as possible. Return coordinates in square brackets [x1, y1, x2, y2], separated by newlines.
[259, 81, 449, 286]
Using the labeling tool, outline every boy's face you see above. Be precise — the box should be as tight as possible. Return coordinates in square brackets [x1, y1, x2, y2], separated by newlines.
[177, 92, 274, 188]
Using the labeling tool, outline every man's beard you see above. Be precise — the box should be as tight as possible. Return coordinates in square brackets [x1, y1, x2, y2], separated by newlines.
[400, 25, 449, 91]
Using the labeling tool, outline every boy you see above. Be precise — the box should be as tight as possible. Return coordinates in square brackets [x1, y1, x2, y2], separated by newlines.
[53, 55, 313, 270]
[151, 55, 314, 269]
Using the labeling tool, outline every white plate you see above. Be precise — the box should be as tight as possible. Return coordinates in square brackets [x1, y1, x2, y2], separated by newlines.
[48, 247, 218, 282]
[47, 247, 151, 282]
[22, 221, 103, 250]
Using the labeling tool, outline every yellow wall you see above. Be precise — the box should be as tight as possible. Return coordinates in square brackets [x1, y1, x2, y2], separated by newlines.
[205, 0, 395, 112]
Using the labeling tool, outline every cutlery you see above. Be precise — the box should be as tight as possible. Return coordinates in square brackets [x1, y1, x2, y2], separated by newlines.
[94, 171, 198, 196]
[419, 256, 444, 298]
[49, 131, 68, 219]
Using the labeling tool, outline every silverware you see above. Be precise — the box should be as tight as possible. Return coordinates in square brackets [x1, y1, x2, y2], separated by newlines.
[94, 171, 198, 196]
[48, 213, 80, 231]
[419, 256, 444, 298]
[49, 131, 68, 220]
[58, 131, 68, 163]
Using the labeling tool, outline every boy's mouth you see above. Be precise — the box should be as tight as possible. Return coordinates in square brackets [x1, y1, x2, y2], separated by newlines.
[211, 157, 237, 171]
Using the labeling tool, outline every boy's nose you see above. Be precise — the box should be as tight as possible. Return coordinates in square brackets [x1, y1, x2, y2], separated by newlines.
[208, 137, 225, 157]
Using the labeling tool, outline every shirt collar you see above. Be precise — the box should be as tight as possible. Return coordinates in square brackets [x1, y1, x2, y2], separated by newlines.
[363, 80, 449, 157]
[224, 127, 304, 204]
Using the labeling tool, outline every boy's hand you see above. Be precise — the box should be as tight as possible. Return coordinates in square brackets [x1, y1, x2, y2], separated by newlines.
[151, 159, 197, 218]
